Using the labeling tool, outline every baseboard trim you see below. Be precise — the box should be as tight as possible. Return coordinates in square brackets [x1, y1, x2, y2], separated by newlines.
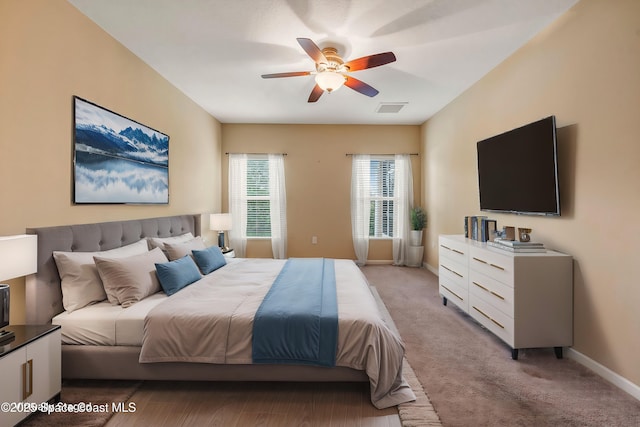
[365, 260, 394, 265]
[566, 348, 640, 401]
[425, 263, 438, 276]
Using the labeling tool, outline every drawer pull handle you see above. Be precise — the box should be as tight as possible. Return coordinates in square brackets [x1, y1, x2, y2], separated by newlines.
[472, 306, 505, 329]
[490, 318, 505, 329]
[490, 291, 505, 301]
[473, 257, 506, 272]
[473, 305, 490, 319]
[473, 305, 504, 329]
[473, 282, 506, 301]
[22, 359, 33, 400]
[472, 281, 489, 292]
[22, 362, 27, 400]
[441, 285, 463, 301]
[440, 244, 451, 250]
[441, 264, 463, 278]
[452, 249, 464, 255]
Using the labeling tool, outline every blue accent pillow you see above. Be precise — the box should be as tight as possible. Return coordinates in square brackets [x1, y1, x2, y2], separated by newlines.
[155, 255, 202, 296]
[192, 245, 227, 275]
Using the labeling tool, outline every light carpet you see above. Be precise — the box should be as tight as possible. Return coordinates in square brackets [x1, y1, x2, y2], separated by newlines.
[363, 265, 640, 427]
[371, 285, 442, 426]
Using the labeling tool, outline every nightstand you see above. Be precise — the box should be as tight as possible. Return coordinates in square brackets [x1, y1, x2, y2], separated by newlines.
[0, 325, 61, 426]
[222, 248, 235, 258]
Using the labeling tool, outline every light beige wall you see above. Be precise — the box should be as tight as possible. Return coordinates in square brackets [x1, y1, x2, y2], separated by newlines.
[221, 124, 421, 260]
[422, 0, 639, 385]
[0, 0, 222, 323]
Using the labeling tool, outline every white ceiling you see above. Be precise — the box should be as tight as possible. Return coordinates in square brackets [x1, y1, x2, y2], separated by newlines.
[67, 0, 578, 125]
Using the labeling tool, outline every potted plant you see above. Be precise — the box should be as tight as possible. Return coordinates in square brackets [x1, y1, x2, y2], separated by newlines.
[410, 207, 427, 246]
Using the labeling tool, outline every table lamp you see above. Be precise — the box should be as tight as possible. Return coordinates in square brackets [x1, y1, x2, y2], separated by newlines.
[0, 234, 38, 344]
[210, 213, 232, 252]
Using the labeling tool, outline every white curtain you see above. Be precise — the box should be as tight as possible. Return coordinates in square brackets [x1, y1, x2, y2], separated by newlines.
[268, 154, 287, 259]
[228, 154, 247, 257]
[393, 154, 414, 266]
[351, 155, 371, 266]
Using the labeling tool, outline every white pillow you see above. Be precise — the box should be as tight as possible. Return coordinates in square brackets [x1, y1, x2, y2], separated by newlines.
[94, 247, 168, 308]
[147, 233, 194, 251]
[53, 239, 149, 312]
[164, 237, 207, 261]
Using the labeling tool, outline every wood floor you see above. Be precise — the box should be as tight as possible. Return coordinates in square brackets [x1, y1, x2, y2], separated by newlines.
[106, 381, 401, 427]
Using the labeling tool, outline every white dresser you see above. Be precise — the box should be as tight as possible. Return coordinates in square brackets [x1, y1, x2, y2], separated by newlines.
[438, 235, 573, 359]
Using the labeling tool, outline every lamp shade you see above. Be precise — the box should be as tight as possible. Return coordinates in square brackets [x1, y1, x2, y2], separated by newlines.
[0, 234, 38, 282]
[315, 71, 346, 92]
[210, 213, 232, 231]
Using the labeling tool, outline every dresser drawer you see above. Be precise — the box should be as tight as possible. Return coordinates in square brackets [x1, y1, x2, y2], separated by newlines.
[439, 268, 468, 312]
[439, 256, 467, 284]
[439, 236, 469, 266]
[469, 294, 513, 346]
[469, 246, 514, 286]
[469, 269, 514, 318]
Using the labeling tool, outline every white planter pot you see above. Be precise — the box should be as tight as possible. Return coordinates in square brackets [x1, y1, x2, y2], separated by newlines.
[406, 245, 424, 267]
[409, 230, 423, 246]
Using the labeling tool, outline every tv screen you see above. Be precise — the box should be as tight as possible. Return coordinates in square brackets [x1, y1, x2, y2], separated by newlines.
[477, 116, 560, 216]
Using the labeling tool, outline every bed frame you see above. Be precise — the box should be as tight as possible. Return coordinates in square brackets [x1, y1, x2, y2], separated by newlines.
[25, 214, 366, 382]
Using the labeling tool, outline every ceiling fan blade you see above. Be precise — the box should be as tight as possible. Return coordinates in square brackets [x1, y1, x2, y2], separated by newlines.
[308, 84, 324, 103]
[344, 76, 379, 97]
[344, 52, 396, 72]
[297, 38, 328, 64]
[261, 71, 312, 79]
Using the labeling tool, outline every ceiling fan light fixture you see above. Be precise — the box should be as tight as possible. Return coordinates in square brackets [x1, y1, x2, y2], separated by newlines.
[315, 71, 346, 93]
[261, 38, 395, 102]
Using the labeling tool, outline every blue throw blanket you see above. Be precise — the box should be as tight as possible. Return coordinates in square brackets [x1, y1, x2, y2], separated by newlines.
[252, 258, 338, 367]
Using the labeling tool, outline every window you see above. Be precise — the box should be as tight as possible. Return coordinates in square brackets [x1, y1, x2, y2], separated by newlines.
[369, 159, 395, 238]
[246, 158, 271, 237]
[351, 154, 413, 266]
[229, 153, 287, 259]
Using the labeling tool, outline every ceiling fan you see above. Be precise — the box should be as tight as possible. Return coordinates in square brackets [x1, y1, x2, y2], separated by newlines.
[261, 38, 396, 103]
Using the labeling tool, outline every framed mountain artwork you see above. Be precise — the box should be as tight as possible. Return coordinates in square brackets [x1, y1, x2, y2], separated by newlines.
[72, 96, 169, 204]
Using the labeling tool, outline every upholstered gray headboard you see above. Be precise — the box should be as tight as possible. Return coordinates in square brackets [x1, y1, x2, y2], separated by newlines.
[25, 214, 201, 325]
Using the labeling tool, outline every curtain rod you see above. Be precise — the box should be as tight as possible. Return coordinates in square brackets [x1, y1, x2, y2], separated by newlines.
[225, 152, 287, 156]
[345, 153, 419, 156]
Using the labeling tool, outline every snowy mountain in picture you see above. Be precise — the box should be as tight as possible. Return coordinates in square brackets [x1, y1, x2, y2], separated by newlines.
[73, 97, 169, 204]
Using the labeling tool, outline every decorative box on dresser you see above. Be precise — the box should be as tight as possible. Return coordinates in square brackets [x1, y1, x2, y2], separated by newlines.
[0, 325, 61, 426]
[438, 235, 573, 360]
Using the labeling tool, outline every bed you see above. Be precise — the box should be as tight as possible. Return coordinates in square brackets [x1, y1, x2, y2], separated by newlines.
[25, 214, 415, 409]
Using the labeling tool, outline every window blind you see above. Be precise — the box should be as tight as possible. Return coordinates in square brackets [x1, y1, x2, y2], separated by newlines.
[369, 157, 395, 238]
[246, 158, 271, 237]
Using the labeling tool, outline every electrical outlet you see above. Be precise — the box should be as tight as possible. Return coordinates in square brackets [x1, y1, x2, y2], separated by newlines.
[312, 236, 318, 244]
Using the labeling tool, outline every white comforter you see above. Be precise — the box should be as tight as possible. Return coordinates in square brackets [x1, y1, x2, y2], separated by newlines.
[139, 258, 415, 409]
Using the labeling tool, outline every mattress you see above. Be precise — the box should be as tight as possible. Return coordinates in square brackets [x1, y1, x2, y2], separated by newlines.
[52, 292, 167, 346]
[52, 258, 245, 346]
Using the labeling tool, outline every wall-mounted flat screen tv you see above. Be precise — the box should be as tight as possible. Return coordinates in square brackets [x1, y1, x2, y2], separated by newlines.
[477, 115, 560, 216]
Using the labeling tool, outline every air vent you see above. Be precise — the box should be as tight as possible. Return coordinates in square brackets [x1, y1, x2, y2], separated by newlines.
[376, 102, 408, 113]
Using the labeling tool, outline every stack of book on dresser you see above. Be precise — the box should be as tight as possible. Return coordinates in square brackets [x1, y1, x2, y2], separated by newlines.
[488, 238, 547, 253]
